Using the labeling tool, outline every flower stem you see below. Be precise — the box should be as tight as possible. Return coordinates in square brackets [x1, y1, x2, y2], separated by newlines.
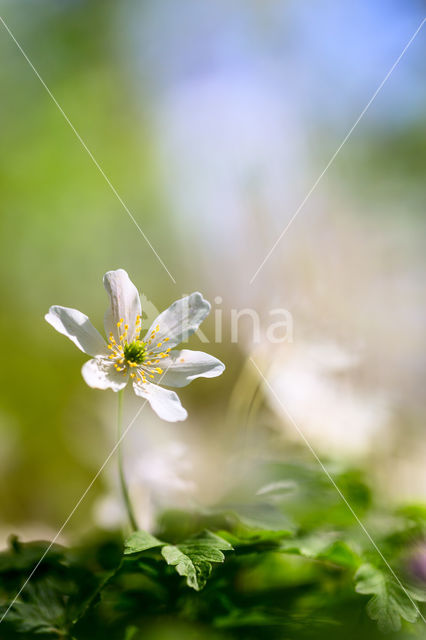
[117, 390, 138, 532]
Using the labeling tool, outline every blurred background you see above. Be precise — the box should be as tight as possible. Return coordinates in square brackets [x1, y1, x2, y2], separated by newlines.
[0, 0, 425, 545]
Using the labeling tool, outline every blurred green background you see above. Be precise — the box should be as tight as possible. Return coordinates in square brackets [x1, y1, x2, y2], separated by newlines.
[0, 0, 425, 544]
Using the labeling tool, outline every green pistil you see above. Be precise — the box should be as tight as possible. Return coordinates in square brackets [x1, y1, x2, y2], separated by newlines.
[123, 340, 147, 364]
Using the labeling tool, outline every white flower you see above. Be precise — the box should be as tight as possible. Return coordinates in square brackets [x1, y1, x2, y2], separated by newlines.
[260, 341, 389, 459]
[45, 269, 225, 422]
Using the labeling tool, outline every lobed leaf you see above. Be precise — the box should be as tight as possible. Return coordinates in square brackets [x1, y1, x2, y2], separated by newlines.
[161, 531, 233, 591]
[355, 563, 422, 632]
[123, 531, 164, 555]
[281, 533, 360, 569]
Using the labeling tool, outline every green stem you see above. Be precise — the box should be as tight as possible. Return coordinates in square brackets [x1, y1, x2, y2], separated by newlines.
[117, 390, 138, 532]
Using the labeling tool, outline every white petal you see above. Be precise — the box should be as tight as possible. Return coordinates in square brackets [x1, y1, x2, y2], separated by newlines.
[159, 349, 225, 387]
[133, 380, 187, 422]
[103, 269, 141, 342]
[82, 358, 128, 391]
[143, 292, 210, 350]
[45, 306, 107, 356]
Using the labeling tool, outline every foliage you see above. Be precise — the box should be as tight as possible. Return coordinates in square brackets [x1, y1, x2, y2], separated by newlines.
[355, 564, 426, 633]
[0, 463, 425, 639]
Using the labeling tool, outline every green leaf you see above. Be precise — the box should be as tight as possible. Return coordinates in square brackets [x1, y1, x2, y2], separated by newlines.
[2, 579, 67, 635]
[224, 502, 294, 531]
[125, 625, 139, 640]
[318, 540, 360, 569]
[0, 539, 112, 635]
[161, 531, 233, 591]
[218, 527, 289, 550]
[281, 533, 335, 558]
[355, 563, 421, 632]
[123, 529, 233, 591]
[215, 608, 291, 628]
[281, 534, 360, 569]
[124, 530, 164, 555]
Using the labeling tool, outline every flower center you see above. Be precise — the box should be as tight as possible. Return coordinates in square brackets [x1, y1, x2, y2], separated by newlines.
[123, 340, 147, 364]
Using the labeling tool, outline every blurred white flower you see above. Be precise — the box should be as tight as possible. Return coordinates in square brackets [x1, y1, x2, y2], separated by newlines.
[94, 421, 195, 532]
[45, 269, 225, 422]
[260, 341, 389, 459]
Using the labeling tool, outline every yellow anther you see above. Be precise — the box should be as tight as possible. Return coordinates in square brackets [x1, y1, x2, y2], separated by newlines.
[117, 319, 124, 327]
[166, 348, 171, 352]
[155, 368, 163, 374]
[108, 344, 113, 350]
[157, 342, 162, 348]
[124, 324, 128, 330]
[164, 337, 170, 342]
[149, 374, 154, 378]
[180, 358, 185, 363]
[130, 373, 135, 378]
